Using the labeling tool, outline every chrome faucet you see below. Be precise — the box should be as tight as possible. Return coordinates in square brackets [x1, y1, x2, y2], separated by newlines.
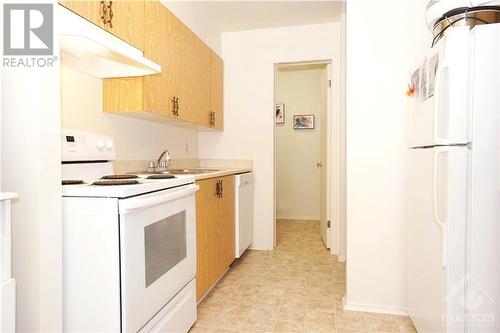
[152, 149, 171, 171]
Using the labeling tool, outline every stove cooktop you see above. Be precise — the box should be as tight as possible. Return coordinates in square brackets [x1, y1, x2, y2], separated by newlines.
[61, 174, 194, 198]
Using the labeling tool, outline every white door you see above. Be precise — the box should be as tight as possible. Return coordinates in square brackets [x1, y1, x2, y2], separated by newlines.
[319, 65, 330, 248]
[406, 146, 467, 333]
[118, 184, 198, 332]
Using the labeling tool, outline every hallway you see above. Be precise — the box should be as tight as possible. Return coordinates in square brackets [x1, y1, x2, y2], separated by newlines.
[190, 220, 416, 333]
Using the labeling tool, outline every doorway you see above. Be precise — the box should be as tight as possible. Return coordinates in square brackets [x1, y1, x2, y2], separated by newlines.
[274, 62, 331, 249]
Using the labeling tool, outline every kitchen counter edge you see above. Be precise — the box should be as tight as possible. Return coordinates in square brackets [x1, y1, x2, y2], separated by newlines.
[193, 168, 252, 181]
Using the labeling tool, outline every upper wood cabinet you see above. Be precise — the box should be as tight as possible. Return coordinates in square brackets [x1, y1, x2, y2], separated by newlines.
[102, 0, 223, 130]
[106, 0, 144, 50]
[58, 0, 144, 50]
[210, 51, 224, 130]
[58, 0, 103, 27]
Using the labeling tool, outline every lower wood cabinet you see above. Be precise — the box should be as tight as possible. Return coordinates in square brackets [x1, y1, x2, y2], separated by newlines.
[196, 176, 235, 301]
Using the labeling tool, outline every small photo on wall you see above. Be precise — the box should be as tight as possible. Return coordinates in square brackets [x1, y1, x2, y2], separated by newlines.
[293, 115, 314, 129]
[276, 103, 285, 124]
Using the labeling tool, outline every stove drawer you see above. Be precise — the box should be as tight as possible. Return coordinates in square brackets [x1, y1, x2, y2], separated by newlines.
[139, 279, 197, 333]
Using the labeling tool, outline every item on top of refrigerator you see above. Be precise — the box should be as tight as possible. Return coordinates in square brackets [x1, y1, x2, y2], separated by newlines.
[426, 2, 500, 46]
[425, 0, 500, 30]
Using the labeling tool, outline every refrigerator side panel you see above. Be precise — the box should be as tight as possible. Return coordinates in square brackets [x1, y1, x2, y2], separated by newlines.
[469, 23, 500, 333]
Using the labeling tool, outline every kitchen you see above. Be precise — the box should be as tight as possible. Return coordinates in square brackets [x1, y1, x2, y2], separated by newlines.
[1, 1, 499, 333]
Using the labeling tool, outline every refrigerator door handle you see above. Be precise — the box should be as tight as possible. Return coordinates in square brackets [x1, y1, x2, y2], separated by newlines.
[433, 147, 448, 268]
[433, 63, 450, 145]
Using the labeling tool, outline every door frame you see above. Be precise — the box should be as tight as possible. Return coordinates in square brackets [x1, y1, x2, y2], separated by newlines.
[272, 59, 345, 257]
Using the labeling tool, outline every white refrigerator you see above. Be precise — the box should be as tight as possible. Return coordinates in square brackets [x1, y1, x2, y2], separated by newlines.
[406, 24, 499, 333]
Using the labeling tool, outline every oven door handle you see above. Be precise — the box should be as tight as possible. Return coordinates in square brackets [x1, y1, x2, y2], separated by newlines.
[119, 184, 199, 214]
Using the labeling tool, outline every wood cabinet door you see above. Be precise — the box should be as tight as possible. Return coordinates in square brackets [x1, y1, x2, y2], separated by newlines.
[161, 12, 185, 120]
[143, 0, 168, 116]
[195, 178, 218, 301]
[195, 39, 212, 128]
[179, 25, 196, 123]
[210, 51, 224, 130]
[58, 0, 105, 28]
[104, 0, 144, 50]
[216, 176, 235, 275]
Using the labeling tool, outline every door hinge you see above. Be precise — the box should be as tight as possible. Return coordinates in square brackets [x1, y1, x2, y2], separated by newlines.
[328, 80, 332, 87]
[327, 220, 331, 228]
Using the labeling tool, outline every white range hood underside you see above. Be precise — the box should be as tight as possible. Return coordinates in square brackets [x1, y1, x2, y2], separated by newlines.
[58, 5, 161, 78]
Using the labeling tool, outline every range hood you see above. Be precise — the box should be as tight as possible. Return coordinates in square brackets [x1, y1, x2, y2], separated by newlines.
[58, 5, 161, 78]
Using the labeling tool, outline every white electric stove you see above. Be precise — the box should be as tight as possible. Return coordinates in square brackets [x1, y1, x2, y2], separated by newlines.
[62, 130, 198, 333]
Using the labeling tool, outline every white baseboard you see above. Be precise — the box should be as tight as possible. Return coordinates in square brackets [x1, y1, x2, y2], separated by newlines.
[248, 245, 269, 251]
[343, 301, 407, 316]
[276, 216, 320, 221]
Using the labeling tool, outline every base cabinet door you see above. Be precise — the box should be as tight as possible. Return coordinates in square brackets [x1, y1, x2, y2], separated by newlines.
[195, 178, 218, 300]
[215, 176, 235, 275]
[196, 176, 235, 301]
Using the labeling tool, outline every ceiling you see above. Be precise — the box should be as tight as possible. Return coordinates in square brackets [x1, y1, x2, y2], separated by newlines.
[163, 1, 344, 33]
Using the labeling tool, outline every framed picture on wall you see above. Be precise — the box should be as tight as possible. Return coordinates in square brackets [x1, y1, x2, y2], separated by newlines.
[293, 115, 314, 129]
[276, 103, 285, 124]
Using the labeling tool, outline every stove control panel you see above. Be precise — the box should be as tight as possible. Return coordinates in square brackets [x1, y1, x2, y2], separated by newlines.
[62, 129, 116, 162]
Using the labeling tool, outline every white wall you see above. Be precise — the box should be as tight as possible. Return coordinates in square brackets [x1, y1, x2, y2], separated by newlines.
[198, 22, 341, 250]
[275, 67, 326, 221]
[1, 46, 62, 333]
[344, 0, 431, 314]
[61, 66, 199, 161]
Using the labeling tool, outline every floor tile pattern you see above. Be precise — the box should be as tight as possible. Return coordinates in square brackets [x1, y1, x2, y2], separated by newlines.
[190, 220, 417, 333]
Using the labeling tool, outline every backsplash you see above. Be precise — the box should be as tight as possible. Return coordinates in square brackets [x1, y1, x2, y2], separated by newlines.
[60, 65, 199, 161]
[113, 159, 253, 174]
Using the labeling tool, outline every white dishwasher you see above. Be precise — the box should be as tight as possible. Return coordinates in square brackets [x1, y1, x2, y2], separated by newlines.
[234, 172, 253, 258]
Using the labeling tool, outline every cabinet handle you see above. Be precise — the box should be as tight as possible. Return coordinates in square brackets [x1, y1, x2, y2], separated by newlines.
[215, 180, 221, 197]
[209, 111, 216, 127]
[107, 0, 114, 28]
[220, 180, 223, 198]
[100, 0, 107, 26]
[171, 97, 179, 116]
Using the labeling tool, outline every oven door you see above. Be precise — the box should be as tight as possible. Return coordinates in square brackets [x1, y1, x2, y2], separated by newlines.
[118, 184, 198, 332]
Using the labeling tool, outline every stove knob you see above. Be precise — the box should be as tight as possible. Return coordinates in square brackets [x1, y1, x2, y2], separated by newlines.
[96, 139, 105, 150]
[105, 140, 114, 150]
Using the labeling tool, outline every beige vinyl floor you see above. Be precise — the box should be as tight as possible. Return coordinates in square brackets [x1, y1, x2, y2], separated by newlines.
[189, 219, 417, 333]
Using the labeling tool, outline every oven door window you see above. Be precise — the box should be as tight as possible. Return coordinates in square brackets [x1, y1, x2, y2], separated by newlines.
[144, 211, 187, 288]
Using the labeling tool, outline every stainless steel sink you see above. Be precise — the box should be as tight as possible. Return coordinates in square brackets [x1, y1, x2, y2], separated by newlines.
[132, 168, 219, 175]
[166, 168, 220, 175]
